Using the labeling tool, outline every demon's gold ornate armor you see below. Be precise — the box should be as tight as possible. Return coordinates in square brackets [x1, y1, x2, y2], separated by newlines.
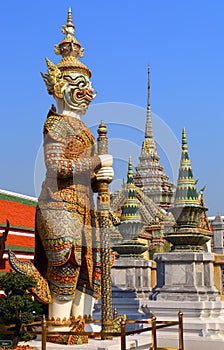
[35, 108, 101, 301]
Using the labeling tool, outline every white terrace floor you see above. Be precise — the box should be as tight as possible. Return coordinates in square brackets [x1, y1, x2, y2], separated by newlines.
[20, 332, 224, 350]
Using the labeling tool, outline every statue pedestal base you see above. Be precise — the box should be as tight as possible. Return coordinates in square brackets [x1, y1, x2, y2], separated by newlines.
[149, 252, 224, 340]
[47, 317, 88, 345]
[154, 252, 219, 301]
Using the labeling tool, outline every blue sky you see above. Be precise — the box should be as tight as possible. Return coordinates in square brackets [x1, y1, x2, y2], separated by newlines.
[0, 1, 224, 215]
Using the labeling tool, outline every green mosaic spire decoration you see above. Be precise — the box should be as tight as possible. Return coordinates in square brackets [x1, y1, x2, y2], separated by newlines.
[166, 129, 212, 251]
[114, 157, 147, 258]
[174, 128, 199, 208]
[120, 156, 141, 224]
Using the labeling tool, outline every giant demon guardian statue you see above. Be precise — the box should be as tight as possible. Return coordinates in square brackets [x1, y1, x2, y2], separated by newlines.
[9, 9, 114, 344]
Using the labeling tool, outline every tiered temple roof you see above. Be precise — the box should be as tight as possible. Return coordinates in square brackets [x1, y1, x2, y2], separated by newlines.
[110, 158, 166, 256]
[111, 166, 165, 226]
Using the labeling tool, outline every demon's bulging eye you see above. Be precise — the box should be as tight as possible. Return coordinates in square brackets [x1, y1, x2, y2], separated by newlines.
[79, 81, 85, 88]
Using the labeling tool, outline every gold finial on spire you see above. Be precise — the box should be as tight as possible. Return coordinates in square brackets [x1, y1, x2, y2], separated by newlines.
[182, 127, 186, 141]
[147, 65, 150, 104]
[128, 156, 133, 175]
[182, 128, 188, 151]
[181, 128, 190, 164]
[127, 156, 134, 184]
[145, 65, 153, 139]
[141, 66, 159, 161]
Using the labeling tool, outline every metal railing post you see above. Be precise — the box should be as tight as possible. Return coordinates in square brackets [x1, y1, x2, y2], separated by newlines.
[178, 310, 184, 350]
[42, 314, 47, 350]
[151, 313, 157, 350]
[120, 319, 126, 350]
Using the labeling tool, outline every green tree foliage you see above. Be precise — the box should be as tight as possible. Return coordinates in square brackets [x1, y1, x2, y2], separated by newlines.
[0, 271, 43, 343]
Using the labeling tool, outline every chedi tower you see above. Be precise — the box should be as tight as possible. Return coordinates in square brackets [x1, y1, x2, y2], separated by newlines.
[134, 67, 175, 210]
[166, 128, 212, 251]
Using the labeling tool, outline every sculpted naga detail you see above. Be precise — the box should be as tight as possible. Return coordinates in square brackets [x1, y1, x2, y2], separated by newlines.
[8, 9, 114, 344]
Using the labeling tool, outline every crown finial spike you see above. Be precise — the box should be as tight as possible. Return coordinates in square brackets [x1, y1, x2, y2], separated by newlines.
[64, 8, 74, 33]
[52, 10, 92, 77]
[67, 8, 73, 25]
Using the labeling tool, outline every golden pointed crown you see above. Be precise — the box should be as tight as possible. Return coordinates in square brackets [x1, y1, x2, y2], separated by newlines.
[54, 8, 91, 78]
[41, 9, 92, 97]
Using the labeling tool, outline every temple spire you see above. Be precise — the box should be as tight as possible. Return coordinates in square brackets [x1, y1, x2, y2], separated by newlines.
[113, 158, 147, 256]
[167, 128, 212, 251]
[145, 65, 153, 139]
[140, 66, 159, 161]
[133, 66, 175, 209]
[127, 156, 134, 184]
[174, 128, 199, 207]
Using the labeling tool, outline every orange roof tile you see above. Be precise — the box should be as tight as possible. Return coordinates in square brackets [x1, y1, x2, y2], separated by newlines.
[0, 199, 36, 230]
